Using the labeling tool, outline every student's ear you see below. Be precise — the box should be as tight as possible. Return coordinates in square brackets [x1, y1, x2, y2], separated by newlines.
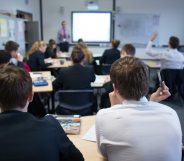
[28, 92, 34, 103]
[112, 83, 119, 95]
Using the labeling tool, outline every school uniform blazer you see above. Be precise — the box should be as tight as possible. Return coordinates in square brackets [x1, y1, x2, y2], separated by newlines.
[100, 48, 120, 65]
[28, 50, 51, 71]
[53, 64, 96, 91]
[44, 47, 56, 58]
[0, 110, 84, 161]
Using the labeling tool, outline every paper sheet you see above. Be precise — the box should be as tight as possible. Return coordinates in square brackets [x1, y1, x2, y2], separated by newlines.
[82, 124, 96, 142]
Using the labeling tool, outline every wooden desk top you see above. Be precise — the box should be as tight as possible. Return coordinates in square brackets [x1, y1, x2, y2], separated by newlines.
[91, 75, 110, 88]
[143, 60, 161, 69]
[68, 116, 106, 161]
[45, 59, 72, 69]
[30, 71, 53, 93]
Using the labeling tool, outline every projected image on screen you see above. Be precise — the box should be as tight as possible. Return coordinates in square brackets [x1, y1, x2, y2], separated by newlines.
[72, 12, 112, 43]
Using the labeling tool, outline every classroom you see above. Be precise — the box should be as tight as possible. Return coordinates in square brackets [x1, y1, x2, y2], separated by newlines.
[0, 0, 184, 161]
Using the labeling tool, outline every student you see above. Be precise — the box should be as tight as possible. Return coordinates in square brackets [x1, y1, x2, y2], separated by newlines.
[0, 66, 84, 161]
[0, 50, 11, 68]
[53, 46, 95, 90]
[57, 20, 70, 52]
[96, 57, 181, 161]
[100, 39, 120, 65]
[4, 40, 24, 68]
[121, 43, 136, 57]
[77, 42, 94, 65]
[53, 47, 96, 115]
[145, 32, 184, 70]
[44, 39, 57, 58]
[27, 41, 52, 71]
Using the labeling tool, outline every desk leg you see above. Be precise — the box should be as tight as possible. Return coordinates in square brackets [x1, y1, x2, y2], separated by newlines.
[51, 91, 55, 114]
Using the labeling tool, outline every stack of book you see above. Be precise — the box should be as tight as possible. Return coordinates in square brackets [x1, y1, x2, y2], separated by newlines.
[52, 115, 81, 135]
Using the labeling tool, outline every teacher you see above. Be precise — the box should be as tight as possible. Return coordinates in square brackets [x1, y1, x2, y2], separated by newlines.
[57, 20, 70, 52]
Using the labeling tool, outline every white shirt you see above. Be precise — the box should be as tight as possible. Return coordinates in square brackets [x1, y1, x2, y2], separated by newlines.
[96, 97, 182, 161]
[145, 41, 184, 69]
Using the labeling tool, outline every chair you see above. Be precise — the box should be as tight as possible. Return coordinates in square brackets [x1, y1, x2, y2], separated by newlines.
[101, 64, 111, 75]
[55, 90, 95, 116]
[161, 69, 184, 101]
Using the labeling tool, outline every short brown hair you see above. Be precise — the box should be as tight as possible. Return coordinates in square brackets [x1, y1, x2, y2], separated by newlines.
[0, 50, 11, 66]
[5, 41, 19, 52]
[71, 46, 85, 64]
[110, 57, 149, 100]
[112, 39, 120, 49]
[122, 44, 136, 56]
[0, 66, 32, 110]
[169, 36, 180, 49]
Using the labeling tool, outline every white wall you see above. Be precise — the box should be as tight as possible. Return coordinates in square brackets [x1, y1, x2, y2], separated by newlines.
[42, 0, 113, 42]
[116, 0, 184, 45]
[0, 0, 40, 38]
[42, 0, 184, 45]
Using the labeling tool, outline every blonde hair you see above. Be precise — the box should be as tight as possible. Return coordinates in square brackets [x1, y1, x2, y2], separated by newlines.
[27, 41, 46, 57]
[77, 42, 93, 64]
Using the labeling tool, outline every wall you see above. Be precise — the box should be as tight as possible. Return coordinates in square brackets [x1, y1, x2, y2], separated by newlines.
[42, 0, 184, 45]
[116, 0, 184, 45]
[0, 0, 40, 38]
[42, 0, 113, 42]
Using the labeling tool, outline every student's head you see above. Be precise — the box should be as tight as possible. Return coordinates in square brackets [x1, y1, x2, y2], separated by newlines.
[0, 50, 11, 67]
[0, 66, 33, 111]
[48, 39, 57, 49]
[169, 36, 180, 49]
[61, 20, 66, 28]
[5, 41, 19, 58]
[110, 57, 149, 101]
[78, 38, 84, 43]
[121, 44, 136, 57]
[112, 39, 120, 49]
[71, 46, 85, 64]
[27, 41, 47, 56]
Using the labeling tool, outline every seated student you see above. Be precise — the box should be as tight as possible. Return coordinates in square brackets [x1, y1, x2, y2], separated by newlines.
[145, 32, 184, 70]
[121, 43, 136, 57]
[53, 47, 96, 115]
[44, 39, 57, 58]
[96, 57, 182, 161]
[77, 42, 94, 65]
[53, 46, 95, 91]
[28, 41, 52, 71]
[0, 66, 84, 161]
[4, 40, 24, 68]
[0, 50, 11, 68]
[100, 39, 120, 65]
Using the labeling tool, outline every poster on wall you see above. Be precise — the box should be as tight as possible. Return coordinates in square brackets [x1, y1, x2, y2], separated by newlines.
[0, 18, 8, 37]
[8, 19, 16, 41]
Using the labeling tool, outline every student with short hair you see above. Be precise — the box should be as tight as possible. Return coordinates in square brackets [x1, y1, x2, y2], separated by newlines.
[44, 39, 57, 58]
[96, 57, 182, 161]
[0, 66, 84, 161]
[100, 39, 120, 65]
[121, 43, 136, 57]
[145, 32, 184, 70]
[27, 41, 52, 71]
[4, 40, 24, 68]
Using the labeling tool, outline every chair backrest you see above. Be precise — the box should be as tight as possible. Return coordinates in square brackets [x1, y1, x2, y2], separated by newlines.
[101, 64, 111, 75]
[56, 90, 94, 111]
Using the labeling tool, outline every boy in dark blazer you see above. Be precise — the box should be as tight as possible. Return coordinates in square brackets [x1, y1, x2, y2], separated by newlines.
[0, 66, 84, 161]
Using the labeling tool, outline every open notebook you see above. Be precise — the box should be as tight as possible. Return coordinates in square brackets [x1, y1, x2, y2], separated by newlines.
[82, 124, 96, 142]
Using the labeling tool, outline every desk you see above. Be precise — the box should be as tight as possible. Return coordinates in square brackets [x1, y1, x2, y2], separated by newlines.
[143, 60, 161, 69]
[91, 75, 110, 88]
[30, 71, 53, 93]
[68, 116, 106, 161]
[45, 58, 72, 69]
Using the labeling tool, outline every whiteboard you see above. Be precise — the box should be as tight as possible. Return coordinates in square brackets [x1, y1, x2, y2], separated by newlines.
[72, 12, 112, 43]
[115, 13, 160, 45]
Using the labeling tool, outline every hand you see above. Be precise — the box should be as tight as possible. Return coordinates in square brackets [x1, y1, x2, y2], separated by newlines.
[16, 53, 23, 62]
[150, 82, 171, 102]
[109, 91, 122, 106]
[150, 32, 158, 42]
